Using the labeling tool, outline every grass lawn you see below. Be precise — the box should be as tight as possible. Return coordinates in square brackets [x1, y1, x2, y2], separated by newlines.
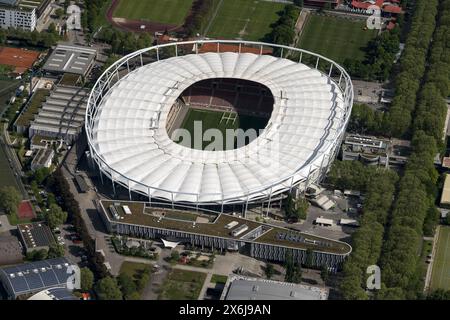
[298, 14, 377, 64]
[207, 0, 287, 41]
[430, 226, 450, 290]
[210, 274, 228, 284]
[113, 0, 193, 25]
[159, 269, 207, 300]
[119, 261, 151, 278]
[177, 108, 267, 150]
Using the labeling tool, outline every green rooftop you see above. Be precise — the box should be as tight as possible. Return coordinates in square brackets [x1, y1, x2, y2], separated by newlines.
[15, 88, 50, 127]
[100, 200, 351, 255]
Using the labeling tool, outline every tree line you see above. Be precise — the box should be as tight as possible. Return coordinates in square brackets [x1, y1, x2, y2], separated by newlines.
[264, 4, 300, 48]
[333, 162, 398, 299]
[377, 0, 450, 299]
[182, 0, 219, 37]
[47, 168, 109, 279]
[383, 0, 439, 138]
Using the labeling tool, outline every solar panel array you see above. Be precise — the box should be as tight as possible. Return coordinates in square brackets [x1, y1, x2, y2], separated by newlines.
[0, 258, 74, 296]
[276, 232, 332, 248]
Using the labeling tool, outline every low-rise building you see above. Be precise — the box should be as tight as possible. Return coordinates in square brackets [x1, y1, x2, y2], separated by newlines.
[341, 134, 410, 168]
[220, 275, 329, 300]
[30, 147, 53, 170]
[28, 85, 89, 144]
[0, 257, 76, 299]
[440, 174, 450, 209]
[98, 200, 352, 269]
[17, 222, 55, 253]
[43, 43, 97, 77]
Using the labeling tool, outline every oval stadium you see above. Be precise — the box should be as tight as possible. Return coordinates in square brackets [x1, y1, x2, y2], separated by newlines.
[86, 40, 353, 210]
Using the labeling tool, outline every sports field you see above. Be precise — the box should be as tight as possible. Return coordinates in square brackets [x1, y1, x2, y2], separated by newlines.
[207, 0, 287, 41]
[113, 0, 193, 25]
[176, 108, 268, 150]
[430, 226, 450, 290]
[298, 14, 377, 63]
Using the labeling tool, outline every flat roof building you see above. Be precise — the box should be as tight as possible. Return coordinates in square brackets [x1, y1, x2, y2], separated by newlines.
[0, 257, 75, 299]
[43, 44, 97, 76]
[29, 85, 89, 144]
[30, 147, 54, 171]
[440, 174, 450, 209]
[221, 275, 329, 300]
[17, 222, 55, 253]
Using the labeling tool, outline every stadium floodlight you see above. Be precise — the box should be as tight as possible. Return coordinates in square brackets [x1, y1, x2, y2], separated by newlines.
[86, 40, 353, 211]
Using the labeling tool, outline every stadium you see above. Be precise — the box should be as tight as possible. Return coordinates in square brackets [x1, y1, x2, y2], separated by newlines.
[86, 40, 353, 212]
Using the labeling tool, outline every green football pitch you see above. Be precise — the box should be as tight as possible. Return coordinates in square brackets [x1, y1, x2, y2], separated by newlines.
[298, 14, 377, 63]
[430, 226, 450, 290]
[176, 108, 268, 150]
[207, 0, 287, 41]
[113, 0, 193, 25]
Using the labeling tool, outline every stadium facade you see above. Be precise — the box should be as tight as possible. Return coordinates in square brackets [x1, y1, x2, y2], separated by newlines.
[86, 40, 353, 212]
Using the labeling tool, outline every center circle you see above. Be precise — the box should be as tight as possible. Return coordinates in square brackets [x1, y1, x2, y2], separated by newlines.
[166, 78, 274, 151]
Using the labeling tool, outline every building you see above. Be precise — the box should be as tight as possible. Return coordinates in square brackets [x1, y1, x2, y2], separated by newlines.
[304, 0, 341, 8]
[30, 134, 60, 150]
[220, 275, 329, 300]
[341, 134, 410, 167]
[440, 174, 450, 209]
[0, 234, 23, 266]
[43, 43, 97, 77]
[17, 222, 55, 253]
[0, 0, 52, 31]
[29, 85, 89, 144]
[30, 147, 54, 170]
[350, 0, 404, 15]
[98, 200, 352, 269]
[0, 257, 75, 299]
[86, 40, 353, 209]
[28, 286, 78, 300]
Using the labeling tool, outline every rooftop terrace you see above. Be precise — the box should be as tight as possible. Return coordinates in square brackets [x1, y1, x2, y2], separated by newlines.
[100, 200, 351, 255]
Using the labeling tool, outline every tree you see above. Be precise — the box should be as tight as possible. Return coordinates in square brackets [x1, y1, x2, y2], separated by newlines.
[118, 273, 137, 299]
[48, 22, 57, 34]
[48, 243, 65, 258]
[80, 267, 94, 292]
[135, 272, 150, 292]
[34, 167, 51, 185]
[95, 276, 123, 300]
[170, 250, 180, 262]
[294, 0, 303, 7]
[27, 248, 48, 261]
[320, 266, 329, 283]
[45, 204, 68, 229]
[265, 264, 275, 279]
[55, 8, 65, 19]
[0, 186, 21, 216]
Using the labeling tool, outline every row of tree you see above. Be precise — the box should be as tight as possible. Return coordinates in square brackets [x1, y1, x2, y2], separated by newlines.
[377, 0, 450, 299]
[338, 165, 398, 299]
[383, 0, 439, 137]
[182, 0, 218, 37]
[264, 5, 300, 47]
[326, 160, 379, 193]
[343, 27, 401, 81]
[0, 26, 59, 48]
[47, 169, 108, 279]
[97, 27, 152, 55]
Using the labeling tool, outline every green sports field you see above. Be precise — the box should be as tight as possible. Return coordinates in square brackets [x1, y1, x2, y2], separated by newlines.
[207, 0, 287, 41]
[175, 108, 268, 150]
[430, 226, 450, 290]
[298, 14, 377, 63]
[113, 0, 193, 25]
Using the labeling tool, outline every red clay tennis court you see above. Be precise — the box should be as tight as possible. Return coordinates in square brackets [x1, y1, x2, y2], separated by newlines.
[17, 200, 36, 220]
[0, 46, 40, 74]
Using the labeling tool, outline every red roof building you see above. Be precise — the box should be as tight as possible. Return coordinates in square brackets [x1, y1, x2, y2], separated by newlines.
[351, 0, 404, 14]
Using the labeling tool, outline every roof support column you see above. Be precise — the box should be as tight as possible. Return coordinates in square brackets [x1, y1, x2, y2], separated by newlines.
[260, 45, 263, 55]
[280, 48, 284, 58]
[148, 187, 152, 206]
[328, 64, 333, 77]
[238, 43, 241, 54]
[171, 192, 174, 209]
[110, 170, 115, 196]
[156, 47, 160, 61]
[244, 195, 249, 218]
[127, 180, 131, 201]
[99, 164, 103, 185]
[315, 56, 320, 69]
[126, 60, 130, 73]
[266, 187, 273, 217]
[299, 52, 303, 63]
[217, 42, 220, 53]
[175, 44, 178, 57]
[140, 53, 143, 66]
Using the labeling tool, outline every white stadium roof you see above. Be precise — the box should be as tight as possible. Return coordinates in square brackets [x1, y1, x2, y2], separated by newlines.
[88, 43, 350, 205]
